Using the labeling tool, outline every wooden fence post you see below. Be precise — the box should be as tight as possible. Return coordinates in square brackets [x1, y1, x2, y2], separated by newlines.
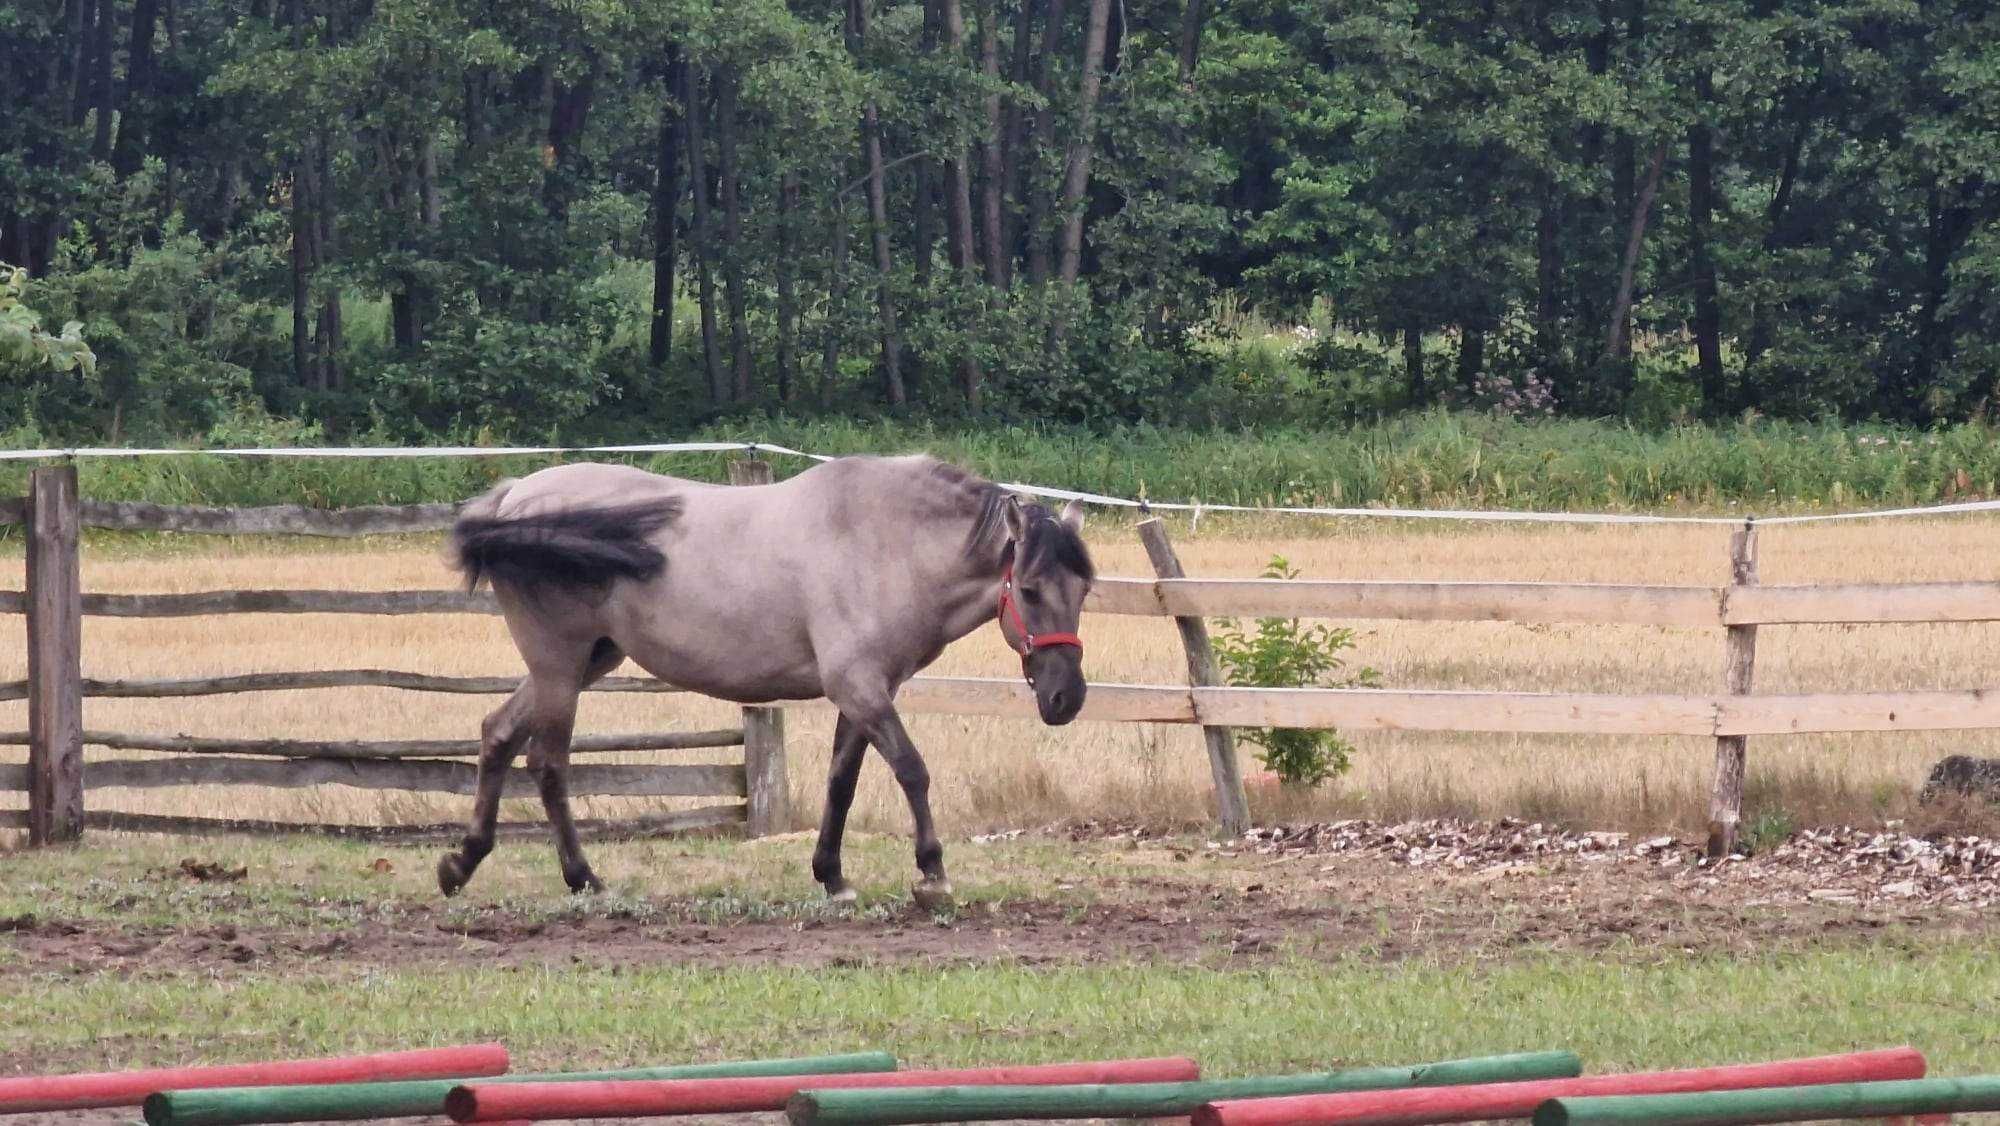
[26, 464, 84, 845]
[1137, 515, 1249, 834]
[1707, 519, 1759, 858]
[728, 455, 790, 836]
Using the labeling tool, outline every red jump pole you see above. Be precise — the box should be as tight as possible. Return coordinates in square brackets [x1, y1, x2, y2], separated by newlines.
[0, 1043, 509, 1115]
[1194, 1048, 1925, 1126]
[447, 1057, 1201, 1122]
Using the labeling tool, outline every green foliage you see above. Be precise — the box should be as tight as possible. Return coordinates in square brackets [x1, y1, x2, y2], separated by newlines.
[1212, 556, 1379, 788]
[0, 264, 97, 404]
[6, 0, 2000, 441]
[1742, 808, 1798, 856]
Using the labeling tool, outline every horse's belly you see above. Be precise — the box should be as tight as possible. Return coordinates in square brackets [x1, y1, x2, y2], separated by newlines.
[608, 598, 823, 703]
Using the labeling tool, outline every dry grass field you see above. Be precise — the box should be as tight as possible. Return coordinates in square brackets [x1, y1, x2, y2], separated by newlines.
[4, 514, 1998, 840]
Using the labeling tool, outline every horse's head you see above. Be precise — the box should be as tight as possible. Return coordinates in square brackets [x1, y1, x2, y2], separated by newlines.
[998, 496, 1095, 725]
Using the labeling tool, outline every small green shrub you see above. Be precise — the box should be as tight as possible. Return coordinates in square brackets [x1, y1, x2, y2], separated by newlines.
[1742, 807, 1797, 855]
[1212, 555, 1380, 788]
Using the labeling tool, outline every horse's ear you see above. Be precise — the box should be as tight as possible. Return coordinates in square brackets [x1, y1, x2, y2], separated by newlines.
[1059, 498, 1085, 534]
[1003, 494, 1029, 540]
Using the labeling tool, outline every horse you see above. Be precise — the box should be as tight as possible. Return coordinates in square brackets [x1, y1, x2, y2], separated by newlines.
[436, 454, 1095, 909]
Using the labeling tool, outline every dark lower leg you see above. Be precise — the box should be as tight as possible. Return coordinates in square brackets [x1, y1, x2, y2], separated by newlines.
[438, 695, 527, 896]
[812, 715, 870, 898]
[868, 711, 946, 890]
[536, 756, 600, 893]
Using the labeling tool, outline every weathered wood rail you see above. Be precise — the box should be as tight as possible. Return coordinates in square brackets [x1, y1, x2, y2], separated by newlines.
[3, 460, 1998, 851]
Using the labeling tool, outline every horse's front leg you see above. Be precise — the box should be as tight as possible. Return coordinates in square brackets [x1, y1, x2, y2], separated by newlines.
[811, 714, 871, 904]
[859, 708, 950, 910]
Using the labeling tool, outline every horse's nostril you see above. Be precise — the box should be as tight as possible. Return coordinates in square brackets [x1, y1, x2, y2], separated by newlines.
[1048, 691, 1069, 715]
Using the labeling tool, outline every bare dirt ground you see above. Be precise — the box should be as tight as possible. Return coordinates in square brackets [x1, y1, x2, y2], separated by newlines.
[5, 820, 1993, 984]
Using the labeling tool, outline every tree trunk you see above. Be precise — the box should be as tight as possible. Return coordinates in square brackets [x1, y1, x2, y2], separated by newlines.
[311, 132, 341, 390]
[683, 62, 724, 404]
[59, 0, 88, 120]
[977, 0, 1007, 288]
[912, 1, 942, 290]
[1604, 142, 1666, 362]
[418, 132, 440, 231]
[70, 0, 96, 127]
[89, 0, 116, 161]
[1403, 322, 1424, 402]
[776, 169, 800, 403]
[463, 69, 489, 150]
[849, 0, 906, 407]
[717, 67, 753, 402]
[1745, 93, 1812, 369]
[1176, 0, 1205, 82]
[999, 0, 1039, 287]
[1689, 66, 1723, 411]
[912, 162, 937, 289]
[543, 59, 598, 225]
[650, 51, 682, 370]
[1022, 0, 1068, 288]
[1457, 325, 1485, 391]
[1053, 0, 1112, 288]
[290, 157, 311, 387]
[939, 0, 985, 406]
[113, 0, 162, 178]
[1535, 178, 1561, 371]
[823, 160, 851, 409]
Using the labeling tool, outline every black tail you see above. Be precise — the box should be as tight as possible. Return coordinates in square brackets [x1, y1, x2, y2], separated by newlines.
[449, 497, 683, 592]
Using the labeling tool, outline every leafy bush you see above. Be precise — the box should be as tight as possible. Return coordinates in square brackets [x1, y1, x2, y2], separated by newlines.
[0, 264, 96, 391]
[1212, 555, 1380, 788]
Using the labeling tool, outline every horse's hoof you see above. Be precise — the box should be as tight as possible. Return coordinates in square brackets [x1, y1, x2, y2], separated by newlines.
[437, 855, 469, 898]
[824, 885, 859, 910]
[565, 869, 605, 895]
[912, 879, 955, 912]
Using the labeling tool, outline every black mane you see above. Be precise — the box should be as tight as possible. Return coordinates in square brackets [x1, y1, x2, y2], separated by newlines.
[939, 460, 1094, 583]
[1019, 503, 1095, 583]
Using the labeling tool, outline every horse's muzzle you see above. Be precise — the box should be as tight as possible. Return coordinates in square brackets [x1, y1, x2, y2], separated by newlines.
[1029, 650, 1087, 725]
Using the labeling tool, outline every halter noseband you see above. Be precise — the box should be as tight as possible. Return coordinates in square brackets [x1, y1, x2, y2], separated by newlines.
[998, 553, 1082, 683]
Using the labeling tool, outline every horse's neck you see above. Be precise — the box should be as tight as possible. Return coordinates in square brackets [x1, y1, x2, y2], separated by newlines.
[931, 522, 1010, 648]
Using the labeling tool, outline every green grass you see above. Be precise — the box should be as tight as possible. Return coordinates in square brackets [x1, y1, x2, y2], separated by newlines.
[3, 412, 1996, 515]
[10, 946, 1998, 1075]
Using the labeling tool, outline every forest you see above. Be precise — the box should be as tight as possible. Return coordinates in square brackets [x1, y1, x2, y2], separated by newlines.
[3, 0, 1999, 444]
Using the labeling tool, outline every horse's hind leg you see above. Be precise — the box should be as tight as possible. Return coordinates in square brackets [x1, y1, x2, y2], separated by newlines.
[438, 687, 532, 897]
[811, 714, 871, 904]
[532, 638, 625, 894]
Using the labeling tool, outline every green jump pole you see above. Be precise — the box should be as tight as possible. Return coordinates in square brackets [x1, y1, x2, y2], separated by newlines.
[1533, 1076, 2000, 1126]
[786, 1051, 1582, 1126]
[145, 1051, 897, 1126]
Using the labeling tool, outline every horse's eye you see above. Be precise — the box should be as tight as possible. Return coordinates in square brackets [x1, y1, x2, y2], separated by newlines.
[1021, 587, 1043, 605]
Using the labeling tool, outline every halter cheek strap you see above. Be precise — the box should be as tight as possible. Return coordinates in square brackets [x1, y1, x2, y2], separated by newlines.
[998, 559, 1082, 680]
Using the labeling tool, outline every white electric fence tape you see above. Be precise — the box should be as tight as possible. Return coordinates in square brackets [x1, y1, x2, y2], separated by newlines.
[3, 440, 1997, 526]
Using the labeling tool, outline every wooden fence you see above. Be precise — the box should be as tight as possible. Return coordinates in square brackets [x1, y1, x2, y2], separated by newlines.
[6, 459, 2000, 855]
[2, 460, 789, 846]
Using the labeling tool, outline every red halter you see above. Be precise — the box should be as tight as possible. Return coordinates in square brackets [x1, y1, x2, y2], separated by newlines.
[998, 559, 1082, 679]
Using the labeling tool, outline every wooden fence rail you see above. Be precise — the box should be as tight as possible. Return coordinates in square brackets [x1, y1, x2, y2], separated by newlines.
[0, 670, 685, 701]
[0, 729, 743, 757]
[8, 578, 2000, 626]
[4, 464, 1998, 850]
